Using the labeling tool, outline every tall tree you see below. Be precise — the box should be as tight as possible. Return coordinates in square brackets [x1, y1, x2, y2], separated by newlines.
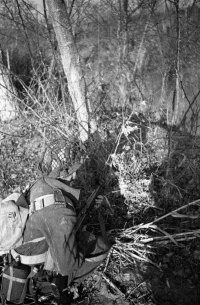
[0, 48, 18, 122]
[45, 0, 97, 142]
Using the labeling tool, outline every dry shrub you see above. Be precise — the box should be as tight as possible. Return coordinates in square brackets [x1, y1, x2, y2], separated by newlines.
[2, 61, 200, 295]
[107, 117, 169, 216]
[15, 59, 80, 145]
[97, 112, 200, 278]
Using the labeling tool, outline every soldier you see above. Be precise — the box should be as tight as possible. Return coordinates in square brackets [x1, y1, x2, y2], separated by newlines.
[0, 145, 112, 304]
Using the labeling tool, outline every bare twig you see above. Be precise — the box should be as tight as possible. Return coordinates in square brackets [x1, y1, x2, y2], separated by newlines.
[141, 229, 200, 244]
[102, 273, 125, 297]
[103, 249, 112, 273]
[143, 198, 200, 226]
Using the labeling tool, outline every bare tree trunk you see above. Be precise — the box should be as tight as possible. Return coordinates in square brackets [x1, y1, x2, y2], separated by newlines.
[46, 0, 97, 142]
[0, 50, 18, 121]
[172, 0, 181, 125]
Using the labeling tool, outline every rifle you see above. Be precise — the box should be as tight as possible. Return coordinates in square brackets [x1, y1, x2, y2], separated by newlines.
[75, 186, 100, 233]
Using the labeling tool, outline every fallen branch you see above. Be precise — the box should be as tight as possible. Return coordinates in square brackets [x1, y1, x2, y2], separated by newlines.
[103, 249, 112, 273]
[139, 198, 200, 228]
[141, 229, 200, 244]
[101, 273, 125, 297]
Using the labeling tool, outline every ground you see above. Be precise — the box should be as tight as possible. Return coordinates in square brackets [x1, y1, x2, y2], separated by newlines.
[1, 118, 200, 305]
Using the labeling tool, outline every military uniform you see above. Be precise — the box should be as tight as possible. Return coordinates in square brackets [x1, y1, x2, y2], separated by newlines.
[13, 177, 110, 286]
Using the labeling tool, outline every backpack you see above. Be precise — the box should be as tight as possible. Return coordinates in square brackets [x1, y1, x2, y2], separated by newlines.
[0, 177, 80, 257]
[0, 193, 29, 255]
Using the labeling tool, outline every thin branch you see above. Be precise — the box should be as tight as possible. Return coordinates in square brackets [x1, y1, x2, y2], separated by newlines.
[69, 0, 76, 16]
[15, 0, 34, 63]
[21, 0, 45, 19]
[43, 0, 56, 51]
[180, 85, 200, 126]
[144, 198, 200, 227]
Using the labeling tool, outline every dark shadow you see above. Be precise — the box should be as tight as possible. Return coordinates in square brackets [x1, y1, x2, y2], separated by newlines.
[80, 113, 200, 305]
[106, 114, 200, 305]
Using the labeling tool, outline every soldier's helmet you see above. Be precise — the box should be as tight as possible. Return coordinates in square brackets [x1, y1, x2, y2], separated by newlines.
[38, 138, 86, 178]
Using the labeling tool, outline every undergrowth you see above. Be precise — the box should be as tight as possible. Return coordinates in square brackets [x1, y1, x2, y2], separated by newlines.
[1, 66, 200, 304]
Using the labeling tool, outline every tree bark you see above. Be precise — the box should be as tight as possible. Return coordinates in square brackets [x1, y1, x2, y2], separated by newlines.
[46, 0, 96, 142]
[0, 50, 18, 121]
[172, 0, 181, 125]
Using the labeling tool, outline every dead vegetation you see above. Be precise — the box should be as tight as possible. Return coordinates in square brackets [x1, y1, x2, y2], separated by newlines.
[0, 47, 199, 305]
[1, 1, 200, 304]
[1, 93, 200, 304]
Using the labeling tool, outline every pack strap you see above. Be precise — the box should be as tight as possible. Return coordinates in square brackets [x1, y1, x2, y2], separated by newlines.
[29, 194, 55, 214]
[85, 251, 109, 263]
[3, 273, 27, 284]
[11, 237, 47, 265]
[11, 249, 47, 266]
[22, 236, 46, 244]
[29, 192, 74, 215]
[5, 265, 14, 302]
